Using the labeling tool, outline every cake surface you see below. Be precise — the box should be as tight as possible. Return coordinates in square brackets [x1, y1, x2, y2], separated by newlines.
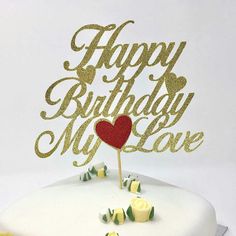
[0, 170, 217, 236]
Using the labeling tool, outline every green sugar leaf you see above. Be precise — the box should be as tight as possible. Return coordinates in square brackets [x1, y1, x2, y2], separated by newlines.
[149, 206, 154, 220]
[88, 173, 91, 180]
[137, 183, 141, 193]
[126, 206, 135, 221]
[102, 215, 107, 223]
[108, 208, 113, 217]
[122, 209, 126, 220]
[114, 215, 119, 225]
[128, 181, 133, 192]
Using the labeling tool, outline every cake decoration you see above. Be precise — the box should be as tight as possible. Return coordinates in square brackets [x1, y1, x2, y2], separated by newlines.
[112, 208, 126, 225]
[105, 232, 119, 236]
[96, 168, 107, 178]
[99, 208, 112, 223]
[128, 180, 141, 193]
[95, 115, 132, 189]
[99, 207, 126, 225]
[122, 175, 141, 193]
[122, 175, 138, 188]
[80, 162, 108, 181]
[35, 20, 205, 170]
[79, 171, 92, 182]
[88, 162, 108, 175]
[95, 115, 132, 150]
[126, 197, 154, 222]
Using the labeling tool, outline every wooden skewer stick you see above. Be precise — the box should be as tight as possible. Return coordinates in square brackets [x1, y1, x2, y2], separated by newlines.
[117, 149, 123, 189]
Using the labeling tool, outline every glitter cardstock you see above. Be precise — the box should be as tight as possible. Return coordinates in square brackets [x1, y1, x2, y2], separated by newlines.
[35, 20, 204, 166]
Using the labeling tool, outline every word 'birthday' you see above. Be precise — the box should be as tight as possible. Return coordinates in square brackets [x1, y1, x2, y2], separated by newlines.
[35, 21, 204, 166]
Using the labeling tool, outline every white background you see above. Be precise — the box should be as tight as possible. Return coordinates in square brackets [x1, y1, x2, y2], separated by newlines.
[0, 0, 235, 235]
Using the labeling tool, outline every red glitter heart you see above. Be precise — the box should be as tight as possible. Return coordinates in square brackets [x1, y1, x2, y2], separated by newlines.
[95, 115, 132, 149]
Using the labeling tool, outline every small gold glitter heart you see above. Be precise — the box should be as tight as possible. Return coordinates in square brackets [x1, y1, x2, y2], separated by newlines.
[165, 73, 187, 94]
[77, 65, 96, 84]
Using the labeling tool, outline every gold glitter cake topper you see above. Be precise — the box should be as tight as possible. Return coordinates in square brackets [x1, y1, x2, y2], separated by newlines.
[35, 20, 204, 166]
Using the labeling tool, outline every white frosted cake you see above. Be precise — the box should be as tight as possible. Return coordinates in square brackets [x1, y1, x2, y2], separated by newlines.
[0, 170, 217, 236]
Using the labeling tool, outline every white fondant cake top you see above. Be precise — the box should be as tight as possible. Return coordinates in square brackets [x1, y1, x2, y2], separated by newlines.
[0, 170, 217, 236]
